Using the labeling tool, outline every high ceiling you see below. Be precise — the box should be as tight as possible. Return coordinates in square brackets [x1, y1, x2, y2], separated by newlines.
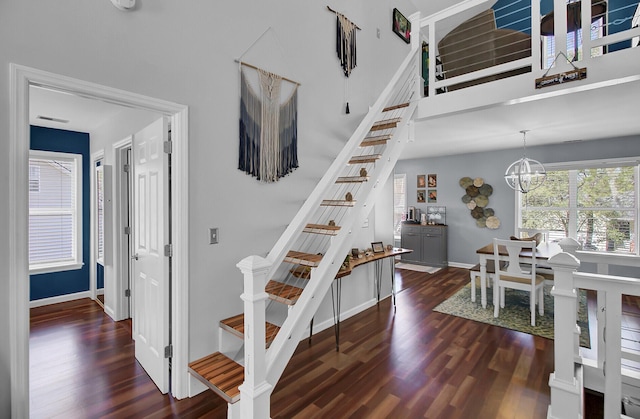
[29, 1, 640, 160]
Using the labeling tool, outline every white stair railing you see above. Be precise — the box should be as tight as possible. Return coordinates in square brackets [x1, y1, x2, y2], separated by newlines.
[548, 238, 640, 418]
[235, 13, 422, 418]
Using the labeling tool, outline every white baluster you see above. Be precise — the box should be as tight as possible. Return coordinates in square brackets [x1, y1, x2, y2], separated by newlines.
[237, 255, 273, 419]
[547, 251, 582, 419]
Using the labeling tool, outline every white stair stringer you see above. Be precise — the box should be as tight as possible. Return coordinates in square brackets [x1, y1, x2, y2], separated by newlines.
[265, 99, 418, 388]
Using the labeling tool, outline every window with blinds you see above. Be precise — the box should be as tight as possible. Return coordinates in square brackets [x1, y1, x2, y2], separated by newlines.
[29, 150, 83, 273]
[393, 173, 407, 239]
[519, 159, 638, 254]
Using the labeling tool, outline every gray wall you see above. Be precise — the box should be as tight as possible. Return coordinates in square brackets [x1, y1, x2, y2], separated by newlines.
[0, 0, 418, 412]
[394, 135, 640, 266]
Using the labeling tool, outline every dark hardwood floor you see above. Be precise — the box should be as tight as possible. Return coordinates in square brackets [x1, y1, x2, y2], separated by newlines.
[30, 266, 605, 418]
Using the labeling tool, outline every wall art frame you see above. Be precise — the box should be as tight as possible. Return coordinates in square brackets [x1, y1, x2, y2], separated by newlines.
[393, 8, 411, 44]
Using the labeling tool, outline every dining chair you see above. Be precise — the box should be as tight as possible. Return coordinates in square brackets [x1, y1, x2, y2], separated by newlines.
[493, 238, 545, 326]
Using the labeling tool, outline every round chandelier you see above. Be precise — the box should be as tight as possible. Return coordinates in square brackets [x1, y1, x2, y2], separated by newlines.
[504, 130, 546, 194]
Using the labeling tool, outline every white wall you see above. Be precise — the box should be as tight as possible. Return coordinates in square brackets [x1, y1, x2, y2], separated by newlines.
[0, 0, 418, 412]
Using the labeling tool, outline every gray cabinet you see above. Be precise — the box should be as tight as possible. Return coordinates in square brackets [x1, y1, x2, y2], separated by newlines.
[400, 224, 448, 267]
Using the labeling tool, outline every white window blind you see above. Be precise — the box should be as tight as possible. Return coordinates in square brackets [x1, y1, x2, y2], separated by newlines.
[29, 150, 83, 273]
[519, 159, 638, 254]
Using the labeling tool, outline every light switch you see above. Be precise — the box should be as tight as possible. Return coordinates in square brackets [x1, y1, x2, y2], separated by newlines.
[209, 228, 219, 244]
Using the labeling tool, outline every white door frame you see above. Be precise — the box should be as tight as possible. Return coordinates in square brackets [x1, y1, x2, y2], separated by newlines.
[90, 149, 105, 304]
[9, 64, 190, 418]
[113, 137, 133, 321]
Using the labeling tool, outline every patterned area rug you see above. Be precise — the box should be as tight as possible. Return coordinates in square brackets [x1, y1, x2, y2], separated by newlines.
[434, 283, 591, 348]
[395, 263, 441, 274]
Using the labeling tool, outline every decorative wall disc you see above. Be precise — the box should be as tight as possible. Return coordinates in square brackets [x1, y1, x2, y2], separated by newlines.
[459, 176, 500, 230]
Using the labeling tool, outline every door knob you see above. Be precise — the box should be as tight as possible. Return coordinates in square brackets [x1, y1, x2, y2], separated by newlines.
[131, 253, 139, 260]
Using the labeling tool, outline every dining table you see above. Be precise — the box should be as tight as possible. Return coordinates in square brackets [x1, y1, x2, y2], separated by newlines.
[475, 241, 562, 308]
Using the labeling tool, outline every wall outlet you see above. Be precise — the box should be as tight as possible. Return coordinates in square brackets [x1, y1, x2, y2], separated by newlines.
[376, 28, 381, 39]
[209, 227, 219, 244]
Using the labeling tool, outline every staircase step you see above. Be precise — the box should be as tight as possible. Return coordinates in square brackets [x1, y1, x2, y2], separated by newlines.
[382, 102, 410, 112]
[360, 135, 391, 147]
[290, 265, 312, 279]
[348, 154, 381, 164]
[370, 118, 401, 131]
[265, 280, 304, 305]
[303, 223, 341, 235]
[284, 250, 323, 267]
[220, 314, 280, 347]
[188, 352, 243, 404]
[321, 199, 356, 207]
[336, 176, 369, 183]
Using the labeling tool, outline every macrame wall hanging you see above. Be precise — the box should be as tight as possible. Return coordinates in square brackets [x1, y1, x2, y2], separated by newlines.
[236, 27, 300, 183]
[328, 6, 360, 114]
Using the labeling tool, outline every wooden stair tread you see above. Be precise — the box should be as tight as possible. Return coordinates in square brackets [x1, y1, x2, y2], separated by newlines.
[290, 266, 312, 279]
[348, 154, 381, 164]
[321, 199, 356, 207]
[284, 250, 323, 267]
[382, 102, 410, 112]
[336, 176, 369, 183]
[265, 280, 304, 305]
[370, 118, 401, 131]
[188, 352, 243, 404]
[303, 223, 341, 235]
[360, 135, 391, 147]
[219, 314, 280, 346]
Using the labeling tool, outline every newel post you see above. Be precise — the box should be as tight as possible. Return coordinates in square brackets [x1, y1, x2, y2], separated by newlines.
[547, 251, 581, 419]
[236, 255, 273, 419]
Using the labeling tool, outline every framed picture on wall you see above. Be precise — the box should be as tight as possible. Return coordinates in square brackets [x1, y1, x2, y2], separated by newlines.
[417, 189, 426, 203]
[428, 174, 437, 187]
[428, 189, 437, 203]
[417, 174, 426, 188]
[392, 8, 411, 44]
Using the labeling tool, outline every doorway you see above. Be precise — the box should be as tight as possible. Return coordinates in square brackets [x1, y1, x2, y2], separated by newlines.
[10, 64, 191, 417]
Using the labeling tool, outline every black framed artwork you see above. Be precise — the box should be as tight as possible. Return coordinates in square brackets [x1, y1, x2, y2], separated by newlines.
[392, 8, 411, 44]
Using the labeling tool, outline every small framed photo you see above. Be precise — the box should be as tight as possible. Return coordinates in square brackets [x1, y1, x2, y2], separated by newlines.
[428, 174, 437, 187]
[417, 174, 426, 188]
[417, 189, 426, 203]
[371, 241, 385, 253]
[428, 189, 437, 203]
[392, 8, 411, 44]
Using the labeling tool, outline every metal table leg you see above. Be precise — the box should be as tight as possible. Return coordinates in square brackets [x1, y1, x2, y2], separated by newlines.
[330, 277, 342, 351]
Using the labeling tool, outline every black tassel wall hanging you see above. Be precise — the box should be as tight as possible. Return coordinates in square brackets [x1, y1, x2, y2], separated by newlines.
[328, 6, 360, 114]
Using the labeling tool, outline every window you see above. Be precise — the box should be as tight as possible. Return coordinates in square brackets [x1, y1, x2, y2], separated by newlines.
[393, 173, 407, 240]
[96, 161, 104, 264]
[518, 158, 638, 254]
[29, 150, 83, 273]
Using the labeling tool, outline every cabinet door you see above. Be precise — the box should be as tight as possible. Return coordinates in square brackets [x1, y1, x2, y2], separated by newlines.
[401, 231, 421, 262]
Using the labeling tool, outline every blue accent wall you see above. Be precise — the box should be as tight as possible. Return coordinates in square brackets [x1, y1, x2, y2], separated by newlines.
[30, 126, 91, 301]
[97, 263, 104, 289]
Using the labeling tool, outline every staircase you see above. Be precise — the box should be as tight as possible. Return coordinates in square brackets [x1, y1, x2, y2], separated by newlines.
[189, 43, 421, 416]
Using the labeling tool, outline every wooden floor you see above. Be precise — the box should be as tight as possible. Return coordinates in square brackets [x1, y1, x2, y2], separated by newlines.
[30, 266, 604, 418]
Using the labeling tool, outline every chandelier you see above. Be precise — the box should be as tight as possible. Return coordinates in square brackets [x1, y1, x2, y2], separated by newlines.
[504, 130, 546, 193]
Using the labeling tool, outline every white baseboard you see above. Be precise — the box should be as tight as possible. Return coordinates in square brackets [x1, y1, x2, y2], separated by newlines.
[448, 261, 475, 269]
[29, 290, 92, 308]
[304, 298, 378, 338]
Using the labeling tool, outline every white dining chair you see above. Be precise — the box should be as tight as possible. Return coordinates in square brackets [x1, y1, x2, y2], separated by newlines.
[493, 238, 545, 326]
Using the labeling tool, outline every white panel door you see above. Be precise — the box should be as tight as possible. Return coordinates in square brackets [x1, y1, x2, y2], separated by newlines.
[132, 117, 170, 393]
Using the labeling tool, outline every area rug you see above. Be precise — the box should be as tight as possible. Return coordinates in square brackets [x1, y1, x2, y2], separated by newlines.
[395, 263, 441, 274]
[434, 283, 591, 348]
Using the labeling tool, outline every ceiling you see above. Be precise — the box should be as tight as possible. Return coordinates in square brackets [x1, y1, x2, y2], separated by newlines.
[29, 1, 640, 160]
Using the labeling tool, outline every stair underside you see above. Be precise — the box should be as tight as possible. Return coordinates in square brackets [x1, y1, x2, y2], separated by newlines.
[220, 313, 280, 346]
[321, 199, 356, 207]
[284, 250, 323, 267]
[348, 154, 381, 164]
[336, 176, 369, 183]
[382, 102, 409, 112]
[370, 118, 401, 131]
[188, 352, 243, 404]
[360, 135, 391, 147]
[265, 279, 303, 305]
[303, 223, 341, 235]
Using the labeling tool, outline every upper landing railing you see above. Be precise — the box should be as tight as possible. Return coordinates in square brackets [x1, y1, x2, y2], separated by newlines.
[417, 0, 640, 116]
